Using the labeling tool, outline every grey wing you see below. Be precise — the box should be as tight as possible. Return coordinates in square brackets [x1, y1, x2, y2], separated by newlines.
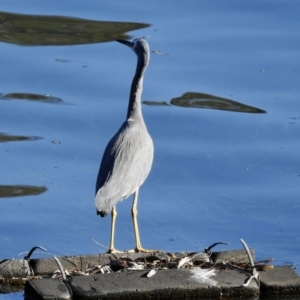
[95, 123, 153, 215]
[95, 133, 119, 194]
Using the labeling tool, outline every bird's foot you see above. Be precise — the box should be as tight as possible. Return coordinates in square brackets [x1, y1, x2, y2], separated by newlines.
[125, 247, 162, 253]
[107, 248, 124, 254]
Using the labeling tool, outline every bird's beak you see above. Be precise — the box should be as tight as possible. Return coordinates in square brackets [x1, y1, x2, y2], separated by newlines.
[116, 39, 134, 48]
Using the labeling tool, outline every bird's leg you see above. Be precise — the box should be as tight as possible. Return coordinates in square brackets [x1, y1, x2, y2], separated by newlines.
[126, 190, 160, 253]
[107, 206, 122, 253]
[131, 190, 143, 251]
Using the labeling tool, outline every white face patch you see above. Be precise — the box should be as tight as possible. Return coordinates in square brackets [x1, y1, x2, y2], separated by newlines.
[132, 38, 146, 50]
[133, 39, 140, 47]
[189, 268, 218, 286]
[130, 39, 139, 53]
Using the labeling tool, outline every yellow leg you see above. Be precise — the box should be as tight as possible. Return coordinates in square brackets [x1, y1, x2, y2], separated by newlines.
[127, 189, 161, 253]
[107, 206, 122, 253]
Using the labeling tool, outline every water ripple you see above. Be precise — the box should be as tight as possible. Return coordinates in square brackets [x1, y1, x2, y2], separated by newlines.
[0, 92, 64, 104]
[171, 92, 266, 113]
[0, 132, 42, 143]
[0, 11, 149, 46]
[0, 185, 47, 198]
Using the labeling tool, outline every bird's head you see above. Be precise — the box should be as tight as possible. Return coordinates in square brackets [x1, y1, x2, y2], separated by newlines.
[116, 38, 150, 60]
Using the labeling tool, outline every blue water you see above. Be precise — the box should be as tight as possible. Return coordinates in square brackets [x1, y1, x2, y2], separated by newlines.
[1, 1, 300, 298]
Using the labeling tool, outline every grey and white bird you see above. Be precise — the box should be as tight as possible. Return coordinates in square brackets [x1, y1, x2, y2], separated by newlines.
[95, 38, 157, 253]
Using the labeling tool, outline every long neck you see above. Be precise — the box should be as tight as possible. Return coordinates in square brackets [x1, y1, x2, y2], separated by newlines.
[126, 53, 148, 120]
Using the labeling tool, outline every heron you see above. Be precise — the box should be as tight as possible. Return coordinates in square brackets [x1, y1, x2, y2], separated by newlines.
[95, 38, 157, 253]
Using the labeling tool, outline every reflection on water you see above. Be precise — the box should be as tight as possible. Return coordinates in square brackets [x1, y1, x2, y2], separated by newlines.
[170, 92, 266, 113]
[0, 11, 150, 46]
[0, 185, 47, 198]
[0, 132, 42, 143]
[0, 92, 64, 104]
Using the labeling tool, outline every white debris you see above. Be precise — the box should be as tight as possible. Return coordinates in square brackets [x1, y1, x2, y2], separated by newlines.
[177, 256, 192, 269]
[147, 268, 158, 278]
[189, 268, 218, 286]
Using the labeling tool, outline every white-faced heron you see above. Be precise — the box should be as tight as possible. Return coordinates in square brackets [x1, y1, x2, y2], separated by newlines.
[95, 38, 157, 253]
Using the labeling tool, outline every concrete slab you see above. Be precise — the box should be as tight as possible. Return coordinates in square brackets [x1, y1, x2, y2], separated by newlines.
[25, 278, 71, 300]
[5, 249, 300, 299]
[25, 268, 259, 299]
[260, 266, 300, 296]
[0, 258, 31, 277]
